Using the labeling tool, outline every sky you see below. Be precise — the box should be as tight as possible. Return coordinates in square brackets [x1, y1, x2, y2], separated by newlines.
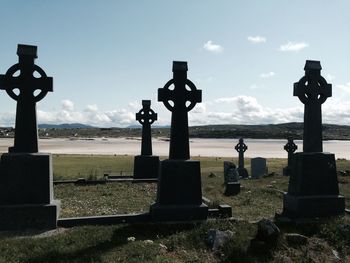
[0, 0, 349, 127]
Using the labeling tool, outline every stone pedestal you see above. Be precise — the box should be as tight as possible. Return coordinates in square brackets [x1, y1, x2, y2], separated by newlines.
[0, 153, 60, 230]
[237, 167, 248, 179]
[224, 182, 240, 196]
[150, 159, 208, 221]
[283, 166, 291, 176]
[133, 155, 160, 179]
[282, 152, 345, 218]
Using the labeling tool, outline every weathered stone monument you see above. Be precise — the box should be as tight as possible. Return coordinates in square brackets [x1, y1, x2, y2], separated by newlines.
[283, 137, 298, 176]
[0, 44, 60, 230]
[223, 161, 240, 195]
[133, 100, 159, 179]
[281, 60, 345, 218]
[235, 138, 249, 178]
[251, 157, 267, 179]
[150, 61, 208, 221]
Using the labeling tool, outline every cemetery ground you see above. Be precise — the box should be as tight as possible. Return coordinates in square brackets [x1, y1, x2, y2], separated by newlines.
[0, 155, 349, 262]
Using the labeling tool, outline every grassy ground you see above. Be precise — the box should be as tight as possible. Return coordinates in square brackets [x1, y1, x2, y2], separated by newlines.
[0, 154, 349, 262]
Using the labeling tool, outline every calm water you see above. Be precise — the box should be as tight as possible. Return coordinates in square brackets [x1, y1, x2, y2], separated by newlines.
[0, 138, 348, 159]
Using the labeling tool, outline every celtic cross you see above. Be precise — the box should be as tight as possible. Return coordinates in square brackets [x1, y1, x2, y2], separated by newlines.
[0, 44, 53, 153]
[284, 137, 297, 166]
[293, 60, 331, 152]
[158, 61, 201, 160]
[235, 138, 247, 169]
[136, 100, 157, 156]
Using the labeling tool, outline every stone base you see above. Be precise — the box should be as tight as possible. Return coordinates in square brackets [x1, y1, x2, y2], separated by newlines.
[282, 194, 345, 218]
[150, 159, 208, 221]
[287, 152, 340, 196]
[237, 167, 249, 179]
[0, 200, 60, 230]
[150, 203, 208, 221]
[133, 155, 159, 179]
[283, 166, 291, 176]
[0, 153, 53, 204]
[0, 153, 60, 230]
[224, 182, 240, 196]
[281, 152, 345, 218]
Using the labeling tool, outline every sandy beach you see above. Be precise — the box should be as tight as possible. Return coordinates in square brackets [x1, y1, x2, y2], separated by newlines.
[0, 137, 349, 159]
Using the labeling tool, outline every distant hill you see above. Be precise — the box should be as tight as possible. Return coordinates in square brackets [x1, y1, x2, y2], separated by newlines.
[188, 123, 350, 140]
[6, 122, 348, 140]
[38, 123, 96, 129]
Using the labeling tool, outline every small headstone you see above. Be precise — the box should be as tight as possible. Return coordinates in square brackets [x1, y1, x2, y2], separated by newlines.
[251, 157, 267, 179]
[150, 61, 208, 221]
[0, 44, 60, 230]
[223, 161, 240, 195]
[223, 161, 238, 183]
[283, 137, 298, 176]
[207, 229, 234, 251]
[234, 138, 249, 178]
[280, 60, 345, 219]
[133, 100, 159, 179]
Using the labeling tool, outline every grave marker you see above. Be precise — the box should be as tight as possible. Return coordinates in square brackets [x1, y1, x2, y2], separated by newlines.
[133, 100, 159, 179]
[0, 45, 53, 153]
[283, 137, 297, 176]
[280, 60, 344, 219]
[150, 61, 208, 221]
[251, 157, 267, 179]
[0, 44, 60, 230]
[223, 161, 240, 196]
[235, 138, 249, 178]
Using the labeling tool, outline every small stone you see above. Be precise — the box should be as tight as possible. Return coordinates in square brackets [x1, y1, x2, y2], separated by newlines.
[285, 233, 308, 246]
[143, 239, 154, 244]
[127, 236, 136, 242]
[159, 244, 167, 250]
[209, 172, 216, 178]
[207, 229, 234, 251]
[255, 219, 280, 243]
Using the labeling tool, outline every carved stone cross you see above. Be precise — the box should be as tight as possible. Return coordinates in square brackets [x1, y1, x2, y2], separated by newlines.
[293, 60, 331, 152]
[235, 138, 247, 170]
[158, 61, 201, 160]
[136, 100, 157, 156]
[0, 44, 53, 153]
[284, 137, 297, 166]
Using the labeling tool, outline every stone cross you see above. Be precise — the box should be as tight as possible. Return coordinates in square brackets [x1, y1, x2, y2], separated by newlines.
[235, 138, 247, 170]
[136, 100, 157, 156]
[0, 44, 53, 153]
[293, 60, 331, 152]
[158, 61, 201, 160]
[284, 137, 297, 166]
[0, 45, 53, 153]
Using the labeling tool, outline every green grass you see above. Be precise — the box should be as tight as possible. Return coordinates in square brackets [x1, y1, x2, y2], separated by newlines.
[0, 155, 349, 262]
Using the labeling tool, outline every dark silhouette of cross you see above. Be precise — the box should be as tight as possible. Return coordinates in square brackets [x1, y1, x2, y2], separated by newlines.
[0, 44, 53, 153]
[235, 138, 248, 170]
[284, 137, 297, 166]
[136, 100, 157, 156]
[293, 60, 331, 152]
[158, 61, 201, 160]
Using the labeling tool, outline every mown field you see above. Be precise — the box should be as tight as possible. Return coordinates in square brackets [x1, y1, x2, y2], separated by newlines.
[0, 154, 349, 262]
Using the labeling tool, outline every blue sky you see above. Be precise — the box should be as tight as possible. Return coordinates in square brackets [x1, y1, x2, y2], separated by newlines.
[0, 0, 349, 127]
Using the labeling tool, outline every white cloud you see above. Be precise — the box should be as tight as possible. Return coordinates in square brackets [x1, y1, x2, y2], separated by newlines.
[61, 99, 74, 111]
[85, 104, 98, 112]
[193, 95, 304, 125]
[279, 41, 309, 52]
[203, 40, 224, 53]
[247, 36, 266, 43]
[260, 72, 275, 78]
[336, 82, 350, 93]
